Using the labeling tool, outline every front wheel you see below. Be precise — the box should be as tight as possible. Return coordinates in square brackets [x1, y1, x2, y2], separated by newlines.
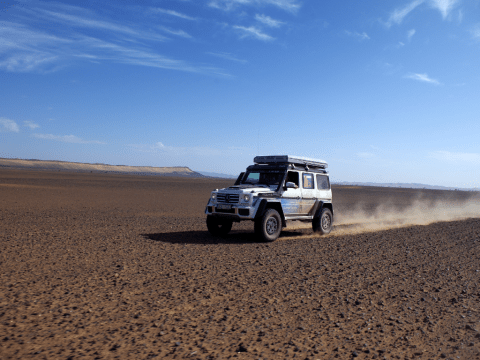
[255, 209, 282, 242]
[312, 208, 333, 235]
[206, 215, 233, 236]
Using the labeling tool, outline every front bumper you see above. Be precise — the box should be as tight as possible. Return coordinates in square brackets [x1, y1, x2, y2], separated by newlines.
[205, 203, 255, 220]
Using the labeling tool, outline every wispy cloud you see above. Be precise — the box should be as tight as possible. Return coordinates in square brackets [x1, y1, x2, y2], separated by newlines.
[357, 152, 375, 159]
[207, 52, 247, 63]
[385, 0, 459, 27]
[24, 121, 40, 130]
[0, 118, 20, 132]
[386, 0, 424, 27]
[157, 26, 192, 39]
[0, 18, 228, 76]
[148, 7, 197, 21]
[429, 0, 460, 19]
[209, 0, 301, 13]
[472, 24, 480, 40]
[38, 9, 167, 41]
[233, 25, 274, 41]
[407, 29, 416, 40]
[32, 133, 106, 144]
[255, 14, 285, 28]
[345, 31, 370, 41]
[129, 142, 228, 157]
[430, 150, 480, 164]
[405, 73, 441, 85]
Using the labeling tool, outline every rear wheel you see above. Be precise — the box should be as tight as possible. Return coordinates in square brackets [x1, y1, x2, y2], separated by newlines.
[206, 215, 233, 236]
[255, 209, 282, 242]
[312, 208, 333, 235]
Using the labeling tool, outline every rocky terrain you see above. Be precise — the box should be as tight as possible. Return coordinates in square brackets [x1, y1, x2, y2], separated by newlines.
[1, 169, 479, 359]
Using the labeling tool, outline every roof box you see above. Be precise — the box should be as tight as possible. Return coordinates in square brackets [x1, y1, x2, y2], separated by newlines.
[253, 155, 328, 169]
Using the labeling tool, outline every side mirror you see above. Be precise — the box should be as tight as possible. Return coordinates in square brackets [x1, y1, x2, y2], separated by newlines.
[285, 182, 296, 189]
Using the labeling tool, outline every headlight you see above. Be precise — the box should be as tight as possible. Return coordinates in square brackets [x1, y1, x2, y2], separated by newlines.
[211, 193, 216, 200]
[243, 194, 250, 202]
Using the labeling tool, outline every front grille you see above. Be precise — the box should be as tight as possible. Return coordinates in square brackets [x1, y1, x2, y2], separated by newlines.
[217, 193, 239, 203]
[215, 208, 235, 214]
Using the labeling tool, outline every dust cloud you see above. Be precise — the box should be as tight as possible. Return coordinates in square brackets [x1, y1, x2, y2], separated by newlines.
[333, 193, 480, 235]
[284, 192, 480, 237]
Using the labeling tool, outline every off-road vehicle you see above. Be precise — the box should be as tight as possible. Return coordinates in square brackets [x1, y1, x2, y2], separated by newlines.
[205, 155, 333, 241]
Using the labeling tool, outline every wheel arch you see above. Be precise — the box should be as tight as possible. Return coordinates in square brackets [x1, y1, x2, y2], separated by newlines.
[313, 201, 334, 223]
[255, 199, 286, 228]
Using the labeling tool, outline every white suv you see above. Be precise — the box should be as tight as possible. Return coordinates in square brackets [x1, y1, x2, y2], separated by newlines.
[205, 155, 333, 241]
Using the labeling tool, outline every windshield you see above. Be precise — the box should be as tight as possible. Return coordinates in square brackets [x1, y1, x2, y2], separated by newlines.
[241, 171, 284, 186]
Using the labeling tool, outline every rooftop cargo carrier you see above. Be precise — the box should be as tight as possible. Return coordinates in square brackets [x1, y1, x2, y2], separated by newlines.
[253, 155, 328, 169]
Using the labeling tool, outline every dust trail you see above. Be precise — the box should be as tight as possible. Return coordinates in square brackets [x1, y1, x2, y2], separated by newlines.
[333, 194, 480, 235]
[282, 193, 480, 237]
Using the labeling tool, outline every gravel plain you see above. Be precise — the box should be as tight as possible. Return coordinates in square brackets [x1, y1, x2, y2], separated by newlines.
[1, 169, 480, 359]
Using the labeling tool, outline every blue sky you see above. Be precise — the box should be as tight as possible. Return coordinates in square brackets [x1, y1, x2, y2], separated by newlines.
[1, 0, 479, 187]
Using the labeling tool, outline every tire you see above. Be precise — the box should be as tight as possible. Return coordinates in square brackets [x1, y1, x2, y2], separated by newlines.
[206, 215, 233, 236]
[255, 208, 282, 242]
[312, 208, 333, 235]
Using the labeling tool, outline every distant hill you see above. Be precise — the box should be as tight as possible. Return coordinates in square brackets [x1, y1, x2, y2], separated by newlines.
[0, 158, 204, 177]
[197, 171, 237, 179]
[333, 181, 478, 192]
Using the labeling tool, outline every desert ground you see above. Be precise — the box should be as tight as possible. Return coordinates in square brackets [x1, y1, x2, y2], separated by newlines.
[1, 169, 480, 359]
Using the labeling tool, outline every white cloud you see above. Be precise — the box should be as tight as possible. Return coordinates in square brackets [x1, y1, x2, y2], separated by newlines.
[357, 152, 375, 159]
[0, 118, 20, 132]
[0, 5, 229, 76]
[386, 0, 459, 27]
[129, 142, 227, 157]
[386, 0, 425, 27]
[157, 26, 192, 39]
[24, 121, 40, 129]
[32, 133, 106, 144]
[405, 73, 441, 85]
[472, 24, 480, 40]
[233, 25, 274, 41]
[430, 151, 480, 164]
[429, 0, 459, 19]
[0, 21, 229, 76]
[407, 29, 416, 40]
[207, 52, 247, 63]
[148, 7, 197, 21]
[345, 31, 370, 41]
[209, 0, 301, 12]
[255, 14, 285, 28]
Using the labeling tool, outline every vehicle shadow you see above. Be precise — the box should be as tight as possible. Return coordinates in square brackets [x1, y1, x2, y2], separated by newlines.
[142, 229, 311, 245]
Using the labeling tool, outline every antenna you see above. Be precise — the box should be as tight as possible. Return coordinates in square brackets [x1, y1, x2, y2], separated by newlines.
[257, 129, 259, 155]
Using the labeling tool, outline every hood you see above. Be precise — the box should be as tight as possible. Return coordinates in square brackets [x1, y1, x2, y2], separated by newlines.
[221, 184, 278, 194]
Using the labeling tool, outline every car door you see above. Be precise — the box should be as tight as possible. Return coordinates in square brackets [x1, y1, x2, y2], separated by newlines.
[300, 172, 316, 214]
[316, 174, 331, 200]
[280, 171, 303, 215]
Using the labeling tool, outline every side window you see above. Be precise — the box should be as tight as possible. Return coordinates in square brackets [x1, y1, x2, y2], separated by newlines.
[316, 174, 330, 190]
[303, 173, 314, 189]
[286, 171, 299, 187]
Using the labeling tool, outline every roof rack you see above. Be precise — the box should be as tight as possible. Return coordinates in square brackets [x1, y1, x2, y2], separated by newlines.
[253, 155, 328, 169]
